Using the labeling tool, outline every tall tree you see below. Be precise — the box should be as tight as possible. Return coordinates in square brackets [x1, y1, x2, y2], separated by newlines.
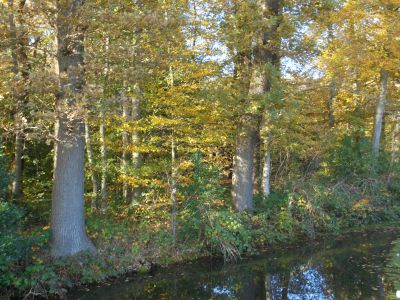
[8, 0, 29, 201]
[51, 0, 95, 257]
[232, 0, 280, 211]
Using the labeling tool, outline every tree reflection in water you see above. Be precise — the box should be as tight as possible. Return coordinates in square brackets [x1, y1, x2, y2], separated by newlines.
[70, 229, 400, 300]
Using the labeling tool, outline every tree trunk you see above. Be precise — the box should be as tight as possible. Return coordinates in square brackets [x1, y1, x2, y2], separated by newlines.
[253, 133, 261, 194]
[327, 79, 336, 128]
[8, 0, 28, 201]
[131, 85, 142, 200]
[84, 120, 99, 211]
[121, 92, 131, 202]
[262, 133, 271, 197]
[51, 0, 95, 258]
[232, 0, 280, 212]
[99, 109, 107, 211]
[391, 114, 400, 167]
[12, 130, 23, 200]
[327, 26, 336, 128]
[372, 69, 388, 156]
[171, 137, 177, 245]
[232, 115, 258, 212]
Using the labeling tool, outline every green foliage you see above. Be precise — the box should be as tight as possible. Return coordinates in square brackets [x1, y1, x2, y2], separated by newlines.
[328, 134, 388, 179]
[179, 153, 254, 261]
[204, 209, 254, 261]
[179, 152, 225, 239]
[0, 203, 64, 297]
[0, 203, 31, 285]
[0, 141, 9, 201]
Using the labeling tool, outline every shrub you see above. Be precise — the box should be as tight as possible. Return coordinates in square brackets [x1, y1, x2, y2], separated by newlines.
[179, 152, 253, 261]
[0, 203, 61, 297]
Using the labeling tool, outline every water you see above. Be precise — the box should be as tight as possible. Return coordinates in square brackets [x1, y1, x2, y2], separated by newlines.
[70, 228, 400, 300]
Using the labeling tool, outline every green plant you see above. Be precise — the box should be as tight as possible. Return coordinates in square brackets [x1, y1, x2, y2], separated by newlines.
[0, 141, 9, 201]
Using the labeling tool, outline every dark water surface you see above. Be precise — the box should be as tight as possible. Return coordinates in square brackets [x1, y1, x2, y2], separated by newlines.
[70, 228, 400, 299]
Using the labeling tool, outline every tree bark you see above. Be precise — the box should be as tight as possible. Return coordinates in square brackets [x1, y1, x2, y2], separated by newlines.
[131, 85, 142, 201]
[171, 136, 177, 245]
[232, 114, 258, 212]
[327, 26, 336, 128]
[372, 69, 388, 156]
[391, 113, 400, 166]
[51, 0, 95, 258]
[121, 92, 131, 202]
[8, 0, 28, 201]
[99, 109, 107, 211]
[84, 120, 99, 210]
[262, 133, 271, 197]
[12, 130, 23, 201]
[232, 0, 280, 212]
[253, 133, 262, 194]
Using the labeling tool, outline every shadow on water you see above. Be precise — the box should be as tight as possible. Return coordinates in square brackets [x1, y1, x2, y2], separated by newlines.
[70, 228, 400, 300]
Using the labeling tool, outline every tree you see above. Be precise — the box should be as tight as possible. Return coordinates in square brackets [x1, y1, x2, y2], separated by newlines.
[7, 0, 29, 201]
[231, 0, 281, 211]
[51, 0, 95, 258]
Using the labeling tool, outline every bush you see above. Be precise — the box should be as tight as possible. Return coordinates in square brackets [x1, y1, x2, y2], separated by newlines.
[179, 152, 254, 261]
[0, 203, 32, 287]
[0, 203, 60, 297]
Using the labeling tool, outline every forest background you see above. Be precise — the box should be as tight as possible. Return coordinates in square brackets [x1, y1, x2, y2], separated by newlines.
[1, 0, 400, 297]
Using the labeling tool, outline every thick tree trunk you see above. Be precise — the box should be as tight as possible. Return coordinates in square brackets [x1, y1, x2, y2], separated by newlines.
[262, 133, 271, 197]
[121, 92, 131, 202]
[232, 0, 280, 211]
[372, 69, 388, 156]
[131, 86, 142, 200]
[51, 0, 95, 257]
[84, 120, 99, 210]
[232, 115, 258, 212]
[99, 109, 107, 211]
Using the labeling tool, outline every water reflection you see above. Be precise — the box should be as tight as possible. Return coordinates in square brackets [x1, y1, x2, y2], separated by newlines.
[70, 229, 400, 300]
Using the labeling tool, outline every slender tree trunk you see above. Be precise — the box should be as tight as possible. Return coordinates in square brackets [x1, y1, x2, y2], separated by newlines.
[262, 133, 271, 197]
[168, 64, 177, 244]
[84, 120, 99, 210]
[253, 133, 261, 194]
[12, 130, 23, 200]
[8, 0, 28, 201]
[121, 92, 131, 202]
[171, 136, 177, 245]
[391, 114, 400, 166]
[99, 109, 107, 211]
[327, 26, 336, 128]
[51, 0, 95, 258]
[131, 85, 142, 201]
[372, 69, 389, 156]
[327, 79, 336, 128]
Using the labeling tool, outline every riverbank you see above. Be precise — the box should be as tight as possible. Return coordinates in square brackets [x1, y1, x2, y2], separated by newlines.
[2, 194, 400, 299]
[68, 225, 400, 299]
